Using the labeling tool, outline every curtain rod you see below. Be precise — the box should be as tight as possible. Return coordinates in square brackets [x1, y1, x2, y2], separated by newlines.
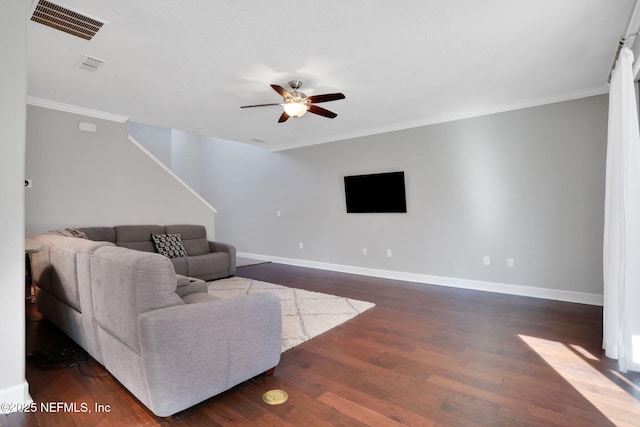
[607, 38, 627, 84]
[607, 0, 640, 83]
[608, 35, 638, 84]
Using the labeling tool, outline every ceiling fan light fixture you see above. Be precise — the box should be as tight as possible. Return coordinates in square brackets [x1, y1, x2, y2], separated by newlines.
[283, 101, 308, 118]
[240, 80, 344, 123]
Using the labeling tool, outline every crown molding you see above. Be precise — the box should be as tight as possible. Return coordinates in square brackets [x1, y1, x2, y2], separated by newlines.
[26, 96, 129, 123]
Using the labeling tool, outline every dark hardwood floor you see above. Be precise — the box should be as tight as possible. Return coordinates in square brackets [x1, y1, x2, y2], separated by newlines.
[4, 262, 640, 426]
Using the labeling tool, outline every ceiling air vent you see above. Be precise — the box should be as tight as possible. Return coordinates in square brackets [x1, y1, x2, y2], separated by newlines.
[30, 0, 106, 41]
[77, 55, 104, 72]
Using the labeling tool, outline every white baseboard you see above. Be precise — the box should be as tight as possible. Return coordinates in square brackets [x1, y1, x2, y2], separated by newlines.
[0, 381, 32, 414]
[237, 252, 604, 306]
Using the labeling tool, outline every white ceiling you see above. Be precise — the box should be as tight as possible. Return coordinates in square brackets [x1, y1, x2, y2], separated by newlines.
[27, 0, 634, 151]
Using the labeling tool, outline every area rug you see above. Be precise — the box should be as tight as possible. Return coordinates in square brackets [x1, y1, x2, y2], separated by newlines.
[208, 277, 375, 352]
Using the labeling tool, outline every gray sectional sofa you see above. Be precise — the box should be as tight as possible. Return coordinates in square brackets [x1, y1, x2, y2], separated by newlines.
[78, 224, 236, 281]
[30, 226, 282, 417]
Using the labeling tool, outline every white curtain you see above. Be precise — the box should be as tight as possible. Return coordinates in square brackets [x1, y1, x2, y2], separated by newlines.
[603, 46, 640, 373]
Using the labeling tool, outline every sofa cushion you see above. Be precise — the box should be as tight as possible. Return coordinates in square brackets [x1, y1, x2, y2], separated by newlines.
[151, 233, 187, 259]
[181, 292, 219, 304]
[175, 274, 207, 297]
[187, 252, 229, 279]
[90, 246, 184, 353]
[165, 225, 209, 256]
[170, 257, 188, 276]
[115, 225, 164, 253]
[79, 227, 116, 243]
[31, 234, 115, 312]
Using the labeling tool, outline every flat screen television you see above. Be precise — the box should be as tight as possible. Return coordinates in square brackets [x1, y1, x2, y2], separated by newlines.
[344, 171, 407, 213]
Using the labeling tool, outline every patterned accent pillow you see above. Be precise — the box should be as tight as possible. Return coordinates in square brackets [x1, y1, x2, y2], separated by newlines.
[151, 233, 187, 258]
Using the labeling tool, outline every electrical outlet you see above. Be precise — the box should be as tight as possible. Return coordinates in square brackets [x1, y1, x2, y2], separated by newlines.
[386, 249, 392, 258]
[25, 179, 33, 188]
[362, 248, 367, 255]
[483, 256, 491, 266]
[299, 242, 303, 249]
[277, 210, 281, 217]
[507, 258, 514, 268]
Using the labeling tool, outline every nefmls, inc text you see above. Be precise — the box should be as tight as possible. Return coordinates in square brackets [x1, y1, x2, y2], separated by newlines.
[39, 401, 111, 413]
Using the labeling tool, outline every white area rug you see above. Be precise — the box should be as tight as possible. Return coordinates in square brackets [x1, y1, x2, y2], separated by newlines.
[208, 277, 375, 352]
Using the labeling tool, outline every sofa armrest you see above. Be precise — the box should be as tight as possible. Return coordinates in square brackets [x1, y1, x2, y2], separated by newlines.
[208, 241, 236, 275]
[175, 274, 208, 297]
[137, 293, 281, 416]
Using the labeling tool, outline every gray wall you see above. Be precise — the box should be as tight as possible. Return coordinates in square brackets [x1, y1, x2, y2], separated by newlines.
[128, 124, 205, 195]
[0, 0, 28, 406]
[128, 121, 172, 166]
[25, 106, 217, 238]
[171, 129, 204, 195]
[202, 95, 607, 296]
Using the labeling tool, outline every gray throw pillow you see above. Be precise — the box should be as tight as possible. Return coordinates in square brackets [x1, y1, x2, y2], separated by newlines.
[151, 233, 187, 258]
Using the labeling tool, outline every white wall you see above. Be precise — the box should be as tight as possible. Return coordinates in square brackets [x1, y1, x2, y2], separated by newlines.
[171, 129, 204, 195]
[122, 96, 608, 304]
[128, 121, 172, 166]
[25, 106, 217, 239]
[0, 0, 30, 409]
[128, 123, 206, 197]
[201, 95, 608, 303]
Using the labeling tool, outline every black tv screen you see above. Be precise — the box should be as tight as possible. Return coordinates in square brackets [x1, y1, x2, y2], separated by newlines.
[344, 171, 407, 213]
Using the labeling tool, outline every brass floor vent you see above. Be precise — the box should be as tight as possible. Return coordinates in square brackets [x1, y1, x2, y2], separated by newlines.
[30, 0, 106, 41]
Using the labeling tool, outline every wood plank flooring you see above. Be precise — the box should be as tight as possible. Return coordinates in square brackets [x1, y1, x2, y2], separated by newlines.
[3, 262, 640, 426]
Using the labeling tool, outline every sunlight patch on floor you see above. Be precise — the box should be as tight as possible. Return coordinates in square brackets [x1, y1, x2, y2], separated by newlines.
[519, 334, 640, 427]
[569, 344, 600, 361]
[608, 370, 640, 394]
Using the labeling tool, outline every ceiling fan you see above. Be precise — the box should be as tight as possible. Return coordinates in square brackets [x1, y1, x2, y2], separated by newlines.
[240, 80, 345, 123]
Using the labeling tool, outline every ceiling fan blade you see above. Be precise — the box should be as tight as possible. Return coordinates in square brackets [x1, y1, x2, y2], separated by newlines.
[278, 111, 289, 123]
[308, 105, 337, 119]
[240, 103, 281, 108]
[306, 92, 345, 103]
[271, 84, 293, 99]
